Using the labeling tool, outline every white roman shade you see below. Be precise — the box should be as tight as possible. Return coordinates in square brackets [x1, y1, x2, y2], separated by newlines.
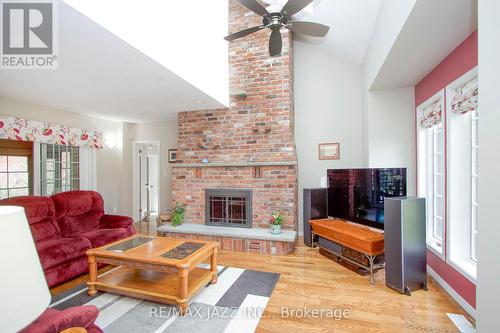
[419, 100, 442, 128]
[451, 77, 478, 115]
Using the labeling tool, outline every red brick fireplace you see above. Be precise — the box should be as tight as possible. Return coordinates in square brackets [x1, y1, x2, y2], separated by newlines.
[165, 1, 297, 254]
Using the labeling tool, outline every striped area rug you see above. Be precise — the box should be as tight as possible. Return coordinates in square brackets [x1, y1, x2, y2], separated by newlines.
[50, 264, 280, 333]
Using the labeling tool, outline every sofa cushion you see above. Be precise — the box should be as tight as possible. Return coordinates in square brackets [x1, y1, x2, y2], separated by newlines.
[100, 214, 134, 229]
[36, 237, 92, 270]
[44, 256, 89, 288]
[0, 196, 60, 242]
[20, 305, 103, 333]
[77, 228, 129, 248]
[52, 191, 104, 237]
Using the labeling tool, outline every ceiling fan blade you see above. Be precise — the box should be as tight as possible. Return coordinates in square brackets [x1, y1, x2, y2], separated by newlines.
[281, 0, 313, 17]
[288, 21, 330, 37]
[224, 25, 266, 41]
[269, 29, 282, 57]
[236, 0, 269, 17]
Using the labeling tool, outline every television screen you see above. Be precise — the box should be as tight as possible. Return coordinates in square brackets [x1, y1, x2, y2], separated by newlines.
[327, 168, 407, 229]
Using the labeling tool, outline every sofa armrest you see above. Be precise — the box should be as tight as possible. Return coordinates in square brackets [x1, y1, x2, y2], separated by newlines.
[21, 306, 102, 333]
[99, 214, 134, 229]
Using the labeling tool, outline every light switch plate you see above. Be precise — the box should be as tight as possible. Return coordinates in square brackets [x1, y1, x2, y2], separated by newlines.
[320, 176, 327, 188]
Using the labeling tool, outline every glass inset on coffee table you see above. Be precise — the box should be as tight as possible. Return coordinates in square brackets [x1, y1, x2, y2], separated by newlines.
[106, 236, 154, 252]
[161, 242, 204, 259]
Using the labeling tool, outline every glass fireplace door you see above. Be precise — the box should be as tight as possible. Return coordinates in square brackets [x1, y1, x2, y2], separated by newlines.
[206, 189, 252, 228]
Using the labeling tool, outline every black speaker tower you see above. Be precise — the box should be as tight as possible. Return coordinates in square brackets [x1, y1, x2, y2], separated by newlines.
[303, 188, 328, 246]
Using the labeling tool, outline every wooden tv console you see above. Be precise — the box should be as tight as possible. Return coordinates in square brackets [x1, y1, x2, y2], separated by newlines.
[309, 218, 385, 285]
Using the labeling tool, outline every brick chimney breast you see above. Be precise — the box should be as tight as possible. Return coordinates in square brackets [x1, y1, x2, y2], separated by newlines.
[171, 0, 298, 231]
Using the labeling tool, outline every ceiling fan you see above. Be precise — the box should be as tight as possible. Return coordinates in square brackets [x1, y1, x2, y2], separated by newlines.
[224, 0, 330, 57]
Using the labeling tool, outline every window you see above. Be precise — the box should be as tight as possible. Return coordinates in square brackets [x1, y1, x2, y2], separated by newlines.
[0, 139, 33, 199]
[40, 144, 80, 196]
[424, 122, 446, 253]
[470, 110, 478, 262]
[431, 123, 445, 243]
[445, 69, 478, 281]
[0, 156, 31, 198]
[417, 91, 445, 257]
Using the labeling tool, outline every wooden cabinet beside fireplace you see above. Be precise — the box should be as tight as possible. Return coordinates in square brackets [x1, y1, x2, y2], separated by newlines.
[310, 219, 385, 284]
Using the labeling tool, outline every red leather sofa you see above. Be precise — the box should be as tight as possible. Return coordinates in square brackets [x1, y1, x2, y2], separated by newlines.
[0, 190, 135, 287]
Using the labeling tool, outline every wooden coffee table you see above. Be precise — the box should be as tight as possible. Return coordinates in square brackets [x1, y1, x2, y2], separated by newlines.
[86, 235, 219, 314]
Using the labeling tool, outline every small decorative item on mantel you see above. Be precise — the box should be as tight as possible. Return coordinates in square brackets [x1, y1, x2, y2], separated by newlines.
[318, 142, 340, 160]
[171, 202, 186, 227]
[168, 149, 177, 163]
[270, 210, 284, 234]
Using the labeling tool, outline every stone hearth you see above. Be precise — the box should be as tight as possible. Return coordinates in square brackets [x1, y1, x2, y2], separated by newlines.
[169, 1, 297, 254]
[158, 223, 295, 255]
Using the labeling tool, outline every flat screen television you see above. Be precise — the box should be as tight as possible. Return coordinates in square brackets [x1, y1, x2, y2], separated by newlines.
[327, 168, 407, 230]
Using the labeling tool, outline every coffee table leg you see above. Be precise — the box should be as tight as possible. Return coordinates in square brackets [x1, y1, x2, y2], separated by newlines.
[210, 248, 218, 284]
[87, 255, 97, 296]
[178, 267, 189, 316]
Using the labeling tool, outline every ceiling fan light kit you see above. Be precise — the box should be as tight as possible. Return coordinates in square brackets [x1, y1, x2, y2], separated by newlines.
[225, 0, 330, 57]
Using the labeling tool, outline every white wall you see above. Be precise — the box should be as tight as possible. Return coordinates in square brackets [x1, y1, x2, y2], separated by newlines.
[294, 37, 417, 236]
[363, 0, 417, 89]
[129, 120, 178, 215]
[362, 0, 416, 165]
[477, 0, 500, 330]
[294, 41, 364, 235]
[120, 123, 134, 216]
[367, 88, 416, 195]
[361, 0, 418, 196]
[0, 95, 129, 215]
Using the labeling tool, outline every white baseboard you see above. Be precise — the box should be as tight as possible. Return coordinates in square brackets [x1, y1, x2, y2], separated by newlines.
[427, 266, 476, 319]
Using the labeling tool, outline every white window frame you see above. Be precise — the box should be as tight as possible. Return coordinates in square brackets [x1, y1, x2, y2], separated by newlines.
[470, 111, 478, 263]
[39, 143, 80, 196]
[417, 89, 446, 259]
[445, 67, 478, 282]
[34, 143, 96, 196]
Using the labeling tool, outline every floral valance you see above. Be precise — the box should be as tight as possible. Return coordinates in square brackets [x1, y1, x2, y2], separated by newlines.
[419, 100, 442, 128]
[0, 116, 104, 149]
[451, 77, 478, 115]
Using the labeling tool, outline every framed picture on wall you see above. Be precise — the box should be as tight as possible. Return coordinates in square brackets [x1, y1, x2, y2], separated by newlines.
[168, 149, 177, 163]
[318, 143, 340, 160]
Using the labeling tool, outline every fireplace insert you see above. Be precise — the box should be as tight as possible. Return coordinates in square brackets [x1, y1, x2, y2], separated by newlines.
[205, 189, 252, 228]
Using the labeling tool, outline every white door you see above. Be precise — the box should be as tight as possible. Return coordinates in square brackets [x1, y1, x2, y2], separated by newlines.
[133, 142, 160, 221]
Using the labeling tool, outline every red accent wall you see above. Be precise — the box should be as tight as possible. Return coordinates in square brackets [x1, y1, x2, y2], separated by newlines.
[415, 32, 478, 105]
[415, 31, 477, 308]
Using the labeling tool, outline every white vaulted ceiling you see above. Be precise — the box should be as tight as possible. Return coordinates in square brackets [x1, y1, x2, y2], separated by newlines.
[370, 0, 477, 90]
[0, 0, 229, 122]
[4, 0, 469, 122]
[292, 0, 383, 64]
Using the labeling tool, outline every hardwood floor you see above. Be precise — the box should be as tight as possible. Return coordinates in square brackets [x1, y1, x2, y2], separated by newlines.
[51, 222, 470, 332]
